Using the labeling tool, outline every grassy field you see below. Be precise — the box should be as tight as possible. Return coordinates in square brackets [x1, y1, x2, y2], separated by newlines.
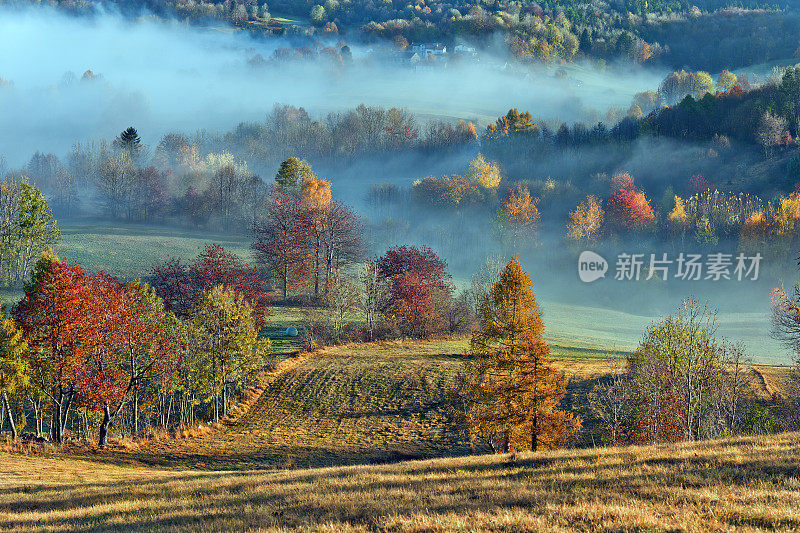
[48, 221, 793, 363]
[48, 333, 791, 471]
[2, 432, 799, 531]
[57, 221, 252, 281]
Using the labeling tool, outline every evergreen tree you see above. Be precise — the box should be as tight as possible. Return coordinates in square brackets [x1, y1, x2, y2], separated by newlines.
[275, 157, 316, 192]
[114, 126, 142, 157]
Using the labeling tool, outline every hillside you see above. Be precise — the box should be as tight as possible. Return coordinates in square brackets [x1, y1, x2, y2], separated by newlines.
[60, 335, 793, 470]
[2, 432, 799, 531]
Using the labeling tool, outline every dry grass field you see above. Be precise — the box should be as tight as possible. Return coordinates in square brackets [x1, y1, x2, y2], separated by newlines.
[1, 432, 799, 532]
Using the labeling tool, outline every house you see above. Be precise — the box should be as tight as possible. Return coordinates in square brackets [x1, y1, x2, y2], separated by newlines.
[453, 44, 477, 57]
[410, 42, 447, 56]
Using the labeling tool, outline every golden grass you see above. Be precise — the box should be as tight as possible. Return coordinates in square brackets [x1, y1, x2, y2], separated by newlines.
[1, 432, 799, 531]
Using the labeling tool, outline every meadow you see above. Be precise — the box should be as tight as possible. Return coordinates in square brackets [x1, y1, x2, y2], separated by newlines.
[1, 432, 799, 532]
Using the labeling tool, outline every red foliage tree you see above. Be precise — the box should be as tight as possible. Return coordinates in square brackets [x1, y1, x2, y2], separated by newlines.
[377, 245, 452, 293]
[150, 244, 270, 327]
[14, 256, 100, 444]
[388, 272, 436, 337]
[377, 245, 453, 336]
[252, 188, 309, 301]
[189, 244, 270, 326]
[604, 176, 655, 232]
[149, 259, 194, 316]
[83, 274, 183, 444]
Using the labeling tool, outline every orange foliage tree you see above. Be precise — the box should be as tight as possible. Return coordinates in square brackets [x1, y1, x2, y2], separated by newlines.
[501, 186, 540, 232]
[462, 257, 581, 452]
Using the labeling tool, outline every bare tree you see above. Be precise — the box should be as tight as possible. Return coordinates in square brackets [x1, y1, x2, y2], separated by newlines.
[588, 354, 629, 445]
[359, 259, 389, 340]
[97, 152, 135, 219]
[771, 283, 800, 427]
[468, 254, 505, 318]
[322, 201, 363, 295]
[756, 111, 786, 158]
[252, 189, 305, 301]
[324, 271, 359, 342]
[717, 342, 751, 434]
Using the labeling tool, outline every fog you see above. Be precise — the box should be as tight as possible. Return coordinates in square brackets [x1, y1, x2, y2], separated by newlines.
[1, 6, 794, 364]
[0, 6, 665, 165]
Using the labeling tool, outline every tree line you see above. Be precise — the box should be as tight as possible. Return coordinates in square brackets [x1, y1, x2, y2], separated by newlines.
[0, 247, 270, 446]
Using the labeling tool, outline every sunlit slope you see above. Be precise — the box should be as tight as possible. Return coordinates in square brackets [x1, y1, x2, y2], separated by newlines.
[541, 301, 790, 364]
[77, 336, 793, 470]
[2, 432, 799, 531]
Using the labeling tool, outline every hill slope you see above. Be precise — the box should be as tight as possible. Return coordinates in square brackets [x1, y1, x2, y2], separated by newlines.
[79, 337, 792, 470]
[2, 432, 799, 531]
[97, 339, 629, 469]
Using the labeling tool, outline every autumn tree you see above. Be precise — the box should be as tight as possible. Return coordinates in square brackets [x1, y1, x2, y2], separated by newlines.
[465, 154, 502, 190]
[0, 319, 30, 440]
[500, 186, 540, 235]
[627, 298, 742, 443]
[189, 244, 270, 327]
[151, 244, 270, 328]
[756, 111, 787, 158]
[0, 180, 60, 286]
[253, 188, 307, 300]
[376, 245, 454, 337]
[301, 174, 332, 298]
[462, 258, 581, 452]
[689, 71, 714, 98]
[566, 195, 604, 241]
[14, 253, 99, 444]
[191, 285, 268, 423]
[85, 276, 183, 444]
[604, 174, 655, 233]
[716, 70, 737, 92]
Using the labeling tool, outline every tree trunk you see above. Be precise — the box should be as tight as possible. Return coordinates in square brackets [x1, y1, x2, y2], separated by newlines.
[179, 392, 185, 429]
[51, 399, 61, 444]
[1, 393, 14, 441]
[283, 265, 288, 301]
[31, 397, 42, 438]
[213, 393, 219, 424]
[133, 386, 139, 437]
[98, 405, 112, 446]
[59, 390, 73, 443]
[530, 413, 539, 452]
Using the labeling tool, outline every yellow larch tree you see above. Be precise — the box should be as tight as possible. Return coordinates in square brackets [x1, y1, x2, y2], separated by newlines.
[463, 258, 581, 452]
